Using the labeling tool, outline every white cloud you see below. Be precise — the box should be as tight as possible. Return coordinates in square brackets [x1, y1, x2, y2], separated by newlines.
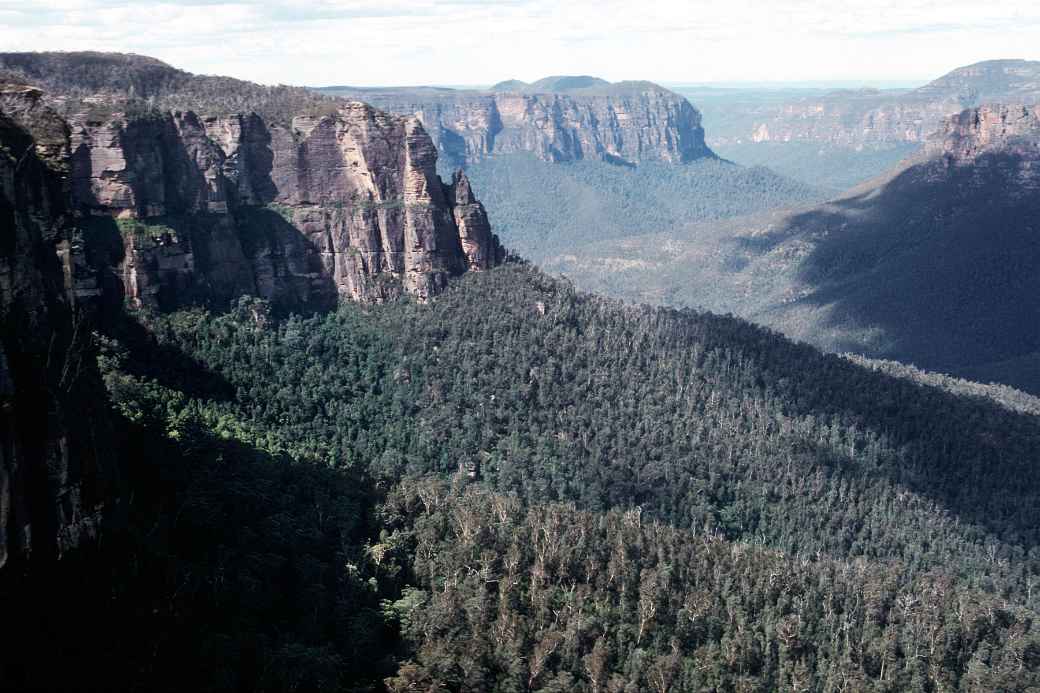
[3, 0, 1040, 86]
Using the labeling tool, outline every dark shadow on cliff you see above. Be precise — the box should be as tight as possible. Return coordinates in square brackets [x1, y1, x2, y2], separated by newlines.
[76, 215, 128, 314]
[737, 151, 1040, 393]
[0, 416, 399, 692]
[76, 207, 347, 403]
[82, 206, 339, 312]
[234, 206, 339, 315]
[433, 127, 469, 175]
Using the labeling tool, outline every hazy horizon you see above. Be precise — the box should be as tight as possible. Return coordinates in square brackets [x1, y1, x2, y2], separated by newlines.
[6, 1, 1040, 87]
[313, 79, 928, 91]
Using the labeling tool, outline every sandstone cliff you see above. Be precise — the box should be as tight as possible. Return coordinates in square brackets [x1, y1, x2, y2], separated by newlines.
[56, 99, 502, 309]
[1, 81, 502, 569]
[320, 78, 713, 167]
[934, 103, 1040, 169]
[717, 60, 1040, 148]
[3, 54, 714, 168]
[0, 100, 114, 570]
[0, 53, 504, 309]
[0, 73, 506, 566]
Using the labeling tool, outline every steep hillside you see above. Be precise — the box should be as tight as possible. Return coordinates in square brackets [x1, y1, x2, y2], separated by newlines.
[318, 76, 713, 168]
[84, 262, 1040, 690]
[551, 104, 1040, 393]
[463, 153, 826, 261]
[843, 354, 1040, 416]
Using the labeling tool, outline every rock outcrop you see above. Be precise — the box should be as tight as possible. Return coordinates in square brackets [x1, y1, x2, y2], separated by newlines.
[0, 99, 113, 570]
[320, 79, 713, 167]
[449, 170, 497, 270]
[935, 103, 1040, 167]
[716, 60, 1040, 148]
[0, 73, 507, 567]
[60, 100, 502, 309]
[0, 51, 506, 311]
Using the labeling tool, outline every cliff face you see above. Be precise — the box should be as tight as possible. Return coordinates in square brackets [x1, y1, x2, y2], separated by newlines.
[0, 80, 504, 568]
[448, 170, 497, 270]
[719, 60, 1040, 148]
[934, 103, 1040, 168]
[0, 98, 113, 570]
[65, 101, 502, 308]
[321, 80, 713, 167]
[741, 89, 952, 146]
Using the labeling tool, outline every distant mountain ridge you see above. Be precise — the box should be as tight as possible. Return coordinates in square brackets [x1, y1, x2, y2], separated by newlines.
[318, 75, 714, 167]
[714, 59, 1040, 148]
[913, 59, 1040, 104]
[490, 75, 610, 92]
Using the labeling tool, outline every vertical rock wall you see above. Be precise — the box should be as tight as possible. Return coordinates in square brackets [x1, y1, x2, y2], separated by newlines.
[66, 101, 502, 309]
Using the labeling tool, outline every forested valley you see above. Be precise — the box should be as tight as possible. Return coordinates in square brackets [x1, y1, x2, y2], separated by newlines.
[8, 262, 1040, 692]
[459, 154, 826, 262]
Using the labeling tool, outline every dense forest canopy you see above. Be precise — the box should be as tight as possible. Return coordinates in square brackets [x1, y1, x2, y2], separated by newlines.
[2, 50, 1040, 692]
[7, 263, 1035, 691]
[461, 154, 826, 260]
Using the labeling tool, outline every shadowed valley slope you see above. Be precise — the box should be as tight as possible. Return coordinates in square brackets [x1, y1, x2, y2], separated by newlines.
[555, 104, 1040, 393]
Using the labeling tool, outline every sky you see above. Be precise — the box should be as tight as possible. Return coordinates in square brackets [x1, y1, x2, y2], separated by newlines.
[3, 0, 1040, 87]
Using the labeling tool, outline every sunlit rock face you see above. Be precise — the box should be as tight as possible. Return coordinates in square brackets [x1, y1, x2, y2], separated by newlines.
[323, 79, 714, 167]
[0, 84, 506, 569]
[935, 104, 1040, 169]
[64, 101, 502, 308]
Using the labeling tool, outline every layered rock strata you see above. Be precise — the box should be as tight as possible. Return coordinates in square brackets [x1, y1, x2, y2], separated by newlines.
[322, 80, 714, 167]
[62, 100, 502, 308]
[0, 84, 506, 569]
[936, 103, 1040, 166]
